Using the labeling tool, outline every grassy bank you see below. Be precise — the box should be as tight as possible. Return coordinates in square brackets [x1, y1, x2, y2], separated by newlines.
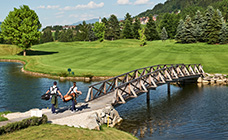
[0, 111, 11, 122]
[0, 124, 137, 140]
[1, 39, 228, 77]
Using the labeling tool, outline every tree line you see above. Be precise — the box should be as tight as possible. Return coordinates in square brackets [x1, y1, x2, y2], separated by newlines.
[176, 6, 228, 44]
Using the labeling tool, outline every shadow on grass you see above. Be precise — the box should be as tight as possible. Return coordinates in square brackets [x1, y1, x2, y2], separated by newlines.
[17, 50, 58, 56]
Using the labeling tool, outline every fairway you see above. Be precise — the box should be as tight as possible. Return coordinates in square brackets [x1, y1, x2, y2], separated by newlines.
[0, 39, 228, 77]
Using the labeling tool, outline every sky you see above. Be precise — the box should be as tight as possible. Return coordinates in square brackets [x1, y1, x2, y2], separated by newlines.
[0, 0, 166, 28]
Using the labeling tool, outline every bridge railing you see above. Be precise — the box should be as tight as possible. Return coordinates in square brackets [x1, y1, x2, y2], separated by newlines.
[113, 64, 204, 104]
[85, 64, 204, 102]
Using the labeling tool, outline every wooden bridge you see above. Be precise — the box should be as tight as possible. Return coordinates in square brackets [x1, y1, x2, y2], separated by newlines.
[85, 64, 205, 105]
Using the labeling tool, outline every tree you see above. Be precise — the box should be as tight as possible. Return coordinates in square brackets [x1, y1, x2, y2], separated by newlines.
[40, 28, 53, 43]
[75, 21, 89, 41]
[102, 17, 108, 27]
[220, 21, 228, 44]
[175, 19, 184, 42]
[161, 27, 168, 41]
[88, 24, 96, 41]
[159, 13, 180, 39]
[58, 29, 73, 42]
[207, 10, 222, 44]
[181, 15, 196, 43]
[55, 29, 59, 41]
[202, 6, 215, 42]
[124, 13, 133, 25]
[132, 17, 141, 39]
[138, 27, 146, 46]
[145, 15, 159, 41]
[193, 10, 204, 42]
[105, 15, 120, 40]
[58, 30, 67, 42]
[122, 19, 133, 39]
[1, 5, 41, 56]
[93, 22, 106, 42]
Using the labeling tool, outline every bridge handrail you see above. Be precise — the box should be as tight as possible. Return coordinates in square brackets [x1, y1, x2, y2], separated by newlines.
[114, 64, 203, 89]
[88, 64, 184, 87]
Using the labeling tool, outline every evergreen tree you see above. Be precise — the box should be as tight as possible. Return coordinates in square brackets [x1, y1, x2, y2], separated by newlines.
[132, 17, 141, 39]
[181, 15, 196, 43]
[75, 21, 89, 41]
[145, 15, 159, 41]
[202, 6, 215, 42]
[122, 19, 133, 39]
[105, 14, 120, 40]
[175, 19, 184, 42]
[220, 21, 228, 44]
[193, 10, 204, 42]
[40, 28, 53, 43]
[58, 30, 68, 42]
[102, 17, 108, 27]
[55, 29, 59, 41]
[88, 24, 96, 41]
[161, 27, 168, 41]
[66, 29, 73, 42]
[207, 10, 222, 44]
[159, 13, 180, 39]
[124, 13, 133, 25]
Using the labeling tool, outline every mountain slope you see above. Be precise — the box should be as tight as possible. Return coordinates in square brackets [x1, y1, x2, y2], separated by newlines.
[138, 0, 225, 17]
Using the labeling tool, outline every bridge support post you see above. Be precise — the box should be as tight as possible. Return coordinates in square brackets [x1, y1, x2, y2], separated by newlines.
[147, 90, 150, 103]
[167, 83, 170, 95]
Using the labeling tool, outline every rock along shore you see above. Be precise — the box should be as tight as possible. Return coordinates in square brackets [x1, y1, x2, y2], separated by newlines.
[197, 73, 228, 85]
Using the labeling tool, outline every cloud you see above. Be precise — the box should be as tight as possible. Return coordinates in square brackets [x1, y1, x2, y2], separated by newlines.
[61, 1, 104, 11]
[134, 0, 153, 5]
[37, 5, 45, 9]
[37, 5, 60, 9]
[117, 0, 132, 5]
[55, 11, 65, 15]
[46, 5, 60, 9]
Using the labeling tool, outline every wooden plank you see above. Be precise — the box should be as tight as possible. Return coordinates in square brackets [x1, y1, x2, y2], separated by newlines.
[194, 65, 200, 74]
[165, 69, 172, 81]
[140, 79, 148, 92]
[104, 82, 106, 94]
[130, 84, 137, 97]
[199, 64, 205, 73]
[188, 65, 195, 75]
[117, 89, 126, 103]
[85, 87, 92, 102]
[183, 65, 190, 76]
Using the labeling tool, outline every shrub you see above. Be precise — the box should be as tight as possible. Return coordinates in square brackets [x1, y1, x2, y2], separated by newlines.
[0, 114, 47, 135]
[58, 71, 68, 77]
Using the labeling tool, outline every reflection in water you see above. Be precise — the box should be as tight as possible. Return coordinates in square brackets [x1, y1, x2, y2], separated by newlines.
[116, 84, 228, 140]
[1, 62, 228, 139]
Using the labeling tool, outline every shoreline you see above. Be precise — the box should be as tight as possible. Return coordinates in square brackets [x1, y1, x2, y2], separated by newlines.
[1, 59, 228, 85]
[0, 59, 114, 82]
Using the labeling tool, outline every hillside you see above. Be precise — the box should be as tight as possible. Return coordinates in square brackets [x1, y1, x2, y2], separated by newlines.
[138, 0, 227, 17]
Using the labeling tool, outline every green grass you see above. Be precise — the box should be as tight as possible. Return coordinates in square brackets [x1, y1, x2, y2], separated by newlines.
[1, 39, 228, 77]
[0, 124, 137, 140]
[0, 111, 11, 122]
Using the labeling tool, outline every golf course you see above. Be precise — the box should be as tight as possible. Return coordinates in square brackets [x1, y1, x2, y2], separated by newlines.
[1, 39, 228, 77]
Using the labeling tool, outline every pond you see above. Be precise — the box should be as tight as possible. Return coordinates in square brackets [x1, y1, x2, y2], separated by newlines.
[1, 62, 228, 139]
